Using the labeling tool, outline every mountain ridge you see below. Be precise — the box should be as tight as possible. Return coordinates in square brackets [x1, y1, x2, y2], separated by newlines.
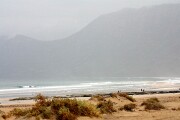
[1, 4, 180, 79]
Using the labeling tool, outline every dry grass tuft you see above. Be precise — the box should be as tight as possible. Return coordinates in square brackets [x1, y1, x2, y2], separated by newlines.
[10, 108, 31, 118]
[4, 94, 100, 120]
[144, 97, 159, 103]
[97, 100, 116, 114]
[1, 113, 11, 120]
[118, 93, 136, 102]
[172, 107, 180, 111]
[110, 93, 118, 98]
[0, 110, 5, 115]
[90, 95, 105, 101]
[141, 97, 165, 110]
[119, 103, 136, 112]
[57, 107, 77, 120]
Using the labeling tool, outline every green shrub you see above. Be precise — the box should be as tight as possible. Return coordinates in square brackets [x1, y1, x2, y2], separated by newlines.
[97, 100, 116, 114]
[141, 97, 165, 110]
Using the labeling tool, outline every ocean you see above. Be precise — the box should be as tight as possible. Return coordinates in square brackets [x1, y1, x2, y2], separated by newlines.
[0, 77, 180, 98]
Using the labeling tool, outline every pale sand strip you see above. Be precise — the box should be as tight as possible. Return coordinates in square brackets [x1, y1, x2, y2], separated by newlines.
[133, 93, 180, 98]
[0, 93, 179, 106]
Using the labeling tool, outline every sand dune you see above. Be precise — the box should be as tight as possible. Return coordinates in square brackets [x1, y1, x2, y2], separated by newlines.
[0, 93, 179, 120]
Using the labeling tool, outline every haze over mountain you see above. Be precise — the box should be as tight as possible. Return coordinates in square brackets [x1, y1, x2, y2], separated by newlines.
[0, 4, 180, 80]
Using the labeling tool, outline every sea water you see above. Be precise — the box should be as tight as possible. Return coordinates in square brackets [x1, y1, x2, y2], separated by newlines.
[0, 77, 180, 98]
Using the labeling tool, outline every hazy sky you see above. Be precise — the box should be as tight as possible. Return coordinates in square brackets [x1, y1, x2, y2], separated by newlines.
[0, 0, 180, 40]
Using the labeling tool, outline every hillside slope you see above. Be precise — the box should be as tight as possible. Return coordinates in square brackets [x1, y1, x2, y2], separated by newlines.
[0, 4, 180, 79]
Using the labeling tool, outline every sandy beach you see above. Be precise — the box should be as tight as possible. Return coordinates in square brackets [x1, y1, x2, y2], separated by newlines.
[79, 93, 180, 120]
[0, 92, 179, 120]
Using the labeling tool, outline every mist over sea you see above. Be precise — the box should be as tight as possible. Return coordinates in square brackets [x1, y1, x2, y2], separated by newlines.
[1, 4, 180, 99]
[0, 77, 179, 98]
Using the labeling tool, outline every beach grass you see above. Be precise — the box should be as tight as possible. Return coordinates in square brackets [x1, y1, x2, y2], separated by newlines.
[2, 94, 100, 120]
[97, 100, 116, 114]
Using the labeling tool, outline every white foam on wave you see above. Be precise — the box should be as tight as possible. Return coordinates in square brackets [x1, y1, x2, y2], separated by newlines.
[81, 81, 113, 86]
[156, 79, 180, 84]
[0, 78, 179, 97]
[0, 81, 150, 93]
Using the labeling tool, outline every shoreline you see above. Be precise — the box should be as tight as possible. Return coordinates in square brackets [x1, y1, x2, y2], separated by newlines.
[0, 78, 179, 99]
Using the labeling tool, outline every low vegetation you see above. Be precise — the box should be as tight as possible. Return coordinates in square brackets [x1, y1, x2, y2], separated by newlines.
[118, 93, 136, 102]
[90, 93, 136, 102]
[90, 95, 105, 101]
[0, 110, 5, 114]
[1, 113, 11, 120]
[97, 100, 116, 114]
[119, 103, 136, 112]
[11, 108, 29, 117]
[2, 94, 100, 120]
[2, 94, 169, 120]
[110, 93, 118, 98]
[141, 97, 165, 110]
[172, 107, 180, 111]
[9, 97, 34, 101]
